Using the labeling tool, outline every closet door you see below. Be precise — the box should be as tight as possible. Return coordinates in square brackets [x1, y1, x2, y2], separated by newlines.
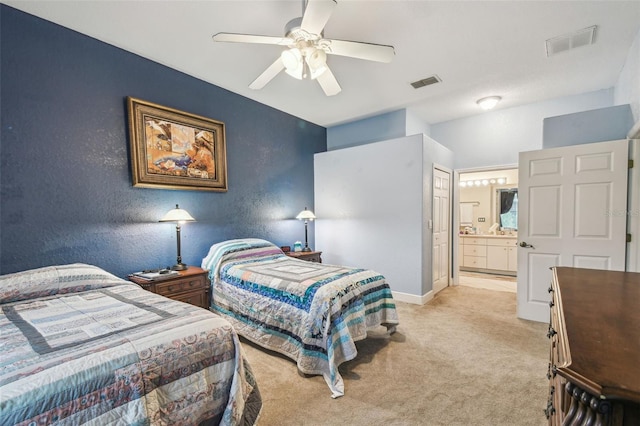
[433, 167, 451, 294]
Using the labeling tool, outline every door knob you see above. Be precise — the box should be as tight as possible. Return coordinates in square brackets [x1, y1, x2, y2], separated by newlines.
[520, 241, 534, 248]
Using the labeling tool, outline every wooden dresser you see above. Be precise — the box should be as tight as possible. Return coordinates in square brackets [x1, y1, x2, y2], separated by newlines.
[546, 267, 640, 425]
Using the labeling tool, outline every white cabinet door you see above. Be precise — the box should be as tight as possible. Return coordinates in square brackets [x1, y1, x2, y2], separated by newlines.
[507, 247, 517, 272]
[487, 246, 509, 270]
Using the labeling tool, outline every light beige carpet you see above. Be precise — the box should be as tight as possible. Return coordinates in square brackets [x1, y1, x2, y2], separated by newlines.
[242, 285, 548, 426]
[458, 271, 517, 293]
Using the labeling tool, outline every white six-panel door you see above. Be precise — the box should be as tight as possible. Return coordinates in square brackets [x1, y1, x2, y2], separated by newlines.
[517, 140, 628, 322]
[433, 168, 451, 294]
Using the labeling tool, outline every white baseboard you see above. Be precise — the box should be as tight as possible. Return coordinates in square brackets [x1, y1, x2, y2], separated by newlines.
[392, 290, 434, 305]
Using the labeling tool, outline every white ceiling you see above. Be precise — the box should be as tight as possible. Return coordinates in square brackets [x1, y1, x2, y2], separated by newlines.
[5, 1, 640, 127]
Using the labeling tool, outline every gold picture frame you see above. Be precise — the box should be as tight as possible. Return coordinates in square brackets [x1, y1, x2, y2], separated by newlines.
[127, 97, 227, 192]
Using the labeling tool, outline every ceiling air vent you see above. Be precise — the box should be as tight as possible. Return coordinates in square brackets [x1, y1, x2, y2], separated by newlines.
[411, 75, 441, 89]
[546, 25, 597, 57]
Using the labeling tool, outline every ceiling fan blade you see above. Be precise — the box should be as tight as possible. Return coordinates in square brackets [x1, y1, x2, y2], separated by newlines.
[316, 67, 341, 96]
[301, 0, 337, 35]
[321, 39, 395, 63]
[213, 32, 291, 46]
[249, 57, 285, 90]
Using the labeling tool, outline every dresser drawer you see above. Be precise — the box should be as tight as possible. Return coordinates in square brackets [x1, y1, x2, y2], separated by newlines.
[155, 276, 207, 296]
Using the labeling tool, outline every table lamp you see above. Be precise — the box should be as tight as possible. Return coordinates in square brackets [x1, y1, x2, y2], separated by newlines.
[296, 207, 316, 252]
[159, 204, 195, 270]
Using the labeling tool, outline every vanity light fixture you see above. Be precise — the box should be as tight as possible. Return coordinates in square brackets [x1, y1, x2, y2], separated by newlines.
[459, 177, 507, 187]
[477, 96, 502, 110]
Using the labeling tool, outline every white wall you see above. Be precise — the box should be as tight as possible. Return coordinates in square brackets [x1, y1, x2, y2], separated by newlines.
[430, 89, 614, 169]
[615, 28, 640, 122]
[314, 134, 454, 301]
[315, 135, 424, 297]
[406, 108, 431, 137]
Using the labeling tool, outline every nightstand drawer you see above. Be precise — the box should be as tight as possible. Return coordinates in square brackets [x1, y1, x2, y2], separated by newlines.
[155, 276, 207, 296]
[128, 266, 210, 309]
[285, 251, 322, 263]
[171, 291, 209, 308]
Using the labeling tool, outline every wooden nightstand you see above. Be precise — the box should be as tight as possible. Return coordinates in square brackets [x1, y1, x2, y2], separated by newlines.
[285, 250, 322, 263]
[128, 266, 209, 309]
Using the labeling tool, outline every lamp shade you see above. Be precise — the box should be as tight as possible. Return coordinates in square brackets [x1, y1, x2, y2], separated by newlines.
[296, 208, 316, 221]
[159, 204, 195, 223]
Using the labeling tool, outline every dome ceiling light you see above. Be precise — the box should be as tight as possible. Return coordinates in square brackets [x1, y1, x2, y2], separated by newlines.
[476, 96, 502, 110]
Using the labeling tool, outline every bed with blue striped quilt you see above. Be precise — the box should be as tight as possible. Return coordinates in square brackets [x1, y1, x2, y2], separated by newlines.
[201, 239, 399, 398]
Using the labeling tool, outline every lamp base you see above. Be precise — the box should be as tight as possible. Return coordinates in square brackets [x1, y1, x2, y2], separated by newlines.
[171, 263, 188, 271]
[302, 247, 311, 252]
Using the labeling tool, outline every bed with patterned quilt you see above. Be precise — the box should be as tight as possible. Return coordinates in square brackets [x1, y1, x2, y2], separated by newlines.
[0, 263, 262, 425]
[201, 238, 399, 398]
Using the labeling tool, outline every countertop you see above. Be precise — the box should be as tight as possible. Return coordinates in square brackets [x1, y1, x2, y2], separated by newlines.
[459, 234, 517, 239]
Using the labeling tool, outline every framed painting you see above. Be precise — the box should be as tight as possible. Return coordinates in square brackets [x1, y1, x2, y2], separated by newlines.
[127, 97, 227, 191]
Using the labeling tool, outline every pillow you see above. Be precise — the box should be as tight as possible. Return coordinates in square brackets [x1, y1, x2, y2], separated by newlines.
[201, 238, 284, 279]
[0, 263, 127, 304]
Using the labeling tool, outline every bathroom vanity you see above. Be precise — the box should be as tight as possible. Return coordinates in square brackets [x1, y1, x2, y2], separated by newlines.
[459, 234, 518, 275]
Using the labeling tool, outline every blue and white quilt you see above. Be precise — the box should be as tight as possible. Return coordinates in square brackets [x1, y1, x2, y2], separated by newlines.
[202, 239, 399, 398]
[0, 263, 262, 425]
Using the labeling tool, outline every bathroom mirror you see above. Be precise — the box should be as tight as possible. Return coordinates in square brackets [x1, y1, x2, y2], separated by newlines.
[458, 168, 518, 234]
[495, 188, 518, 230]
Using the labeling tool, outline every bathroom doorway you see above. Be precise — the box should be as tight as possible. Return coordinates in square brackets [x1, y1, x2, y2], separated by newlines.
[457, 167, 518, 286]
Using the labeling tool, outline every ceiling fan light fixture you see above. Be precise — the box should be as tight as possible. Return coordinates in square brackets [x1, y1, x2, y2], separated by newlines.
[476, 96, 502, 110]
[213, 0, 394, 96]
[306, 48, 328, 79]
[282, 48, 303, 79]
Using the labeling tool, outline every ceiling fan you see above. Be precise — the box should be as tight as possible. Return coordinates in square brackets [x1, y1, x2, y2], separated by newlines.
[212, 0, 395, 96]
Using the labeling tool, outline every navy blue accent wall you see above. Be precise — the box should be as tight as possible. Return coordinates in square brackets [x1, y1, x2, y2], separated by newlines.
[0, 5, 326, 277]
